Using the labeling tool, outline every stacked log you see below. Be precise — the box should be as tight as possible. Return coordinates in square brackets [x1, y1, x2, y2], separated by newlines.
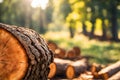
[90, 63, 104, 79]
[65, 49, 76, 59]
[48, 58, 74, 79]
[54, 48, 66, 58]
[71, 58, 88, 77]
[47, 41, 58, 52]
[45, 26, 120, 80]
[47, 42, 81, 60]
[108, 71, 120, 80]
[65, 46, 81, 60]
[48, 58, 88, 79]
[73, 46, 81, 56]
[98, 61, 120, 79]
[0, 23, 53, 80]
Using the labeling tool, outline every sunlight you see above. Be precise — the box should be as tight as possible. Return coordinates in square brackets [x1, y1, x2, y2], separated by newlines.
[0, 0, 3, 3]
[31, 0, 49, 9]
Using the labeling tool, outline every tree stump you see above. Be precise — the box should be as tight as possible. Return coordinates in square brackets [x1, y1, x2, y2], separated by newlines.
[0, 23, 53, 80]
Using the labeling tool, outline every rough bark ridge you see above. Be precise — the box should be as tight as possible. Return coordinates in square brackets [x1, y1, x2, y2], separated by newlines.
[0, 23, 53, 80]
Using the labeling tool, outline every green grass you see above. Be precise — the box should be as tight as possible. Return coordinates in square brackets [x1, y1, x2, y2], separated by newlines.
[44, 31, 120, 65]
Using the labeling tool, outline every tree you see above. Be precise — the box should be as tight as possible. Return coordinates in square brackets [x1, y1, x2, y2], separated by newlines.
[109, 0, 119, 40]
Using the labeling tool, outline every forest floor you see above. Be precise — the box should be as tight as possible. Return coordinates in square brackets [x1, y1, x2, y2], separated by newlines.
[44, 31, 120, 65]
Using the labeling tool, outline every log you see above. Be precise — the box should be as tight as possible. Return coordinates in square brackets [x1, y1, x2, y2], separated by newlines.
[98, 61, 120, 79]
[90, 63, 103, 79]
[48, 58, 88, 79]
[0, 23, 53, 80]
[54, 58, 74, 79]
[72, 72, 93, 80]
[48, 58, 75, 79]
[65, 49, 76, 59]
[91, 63, 103, 73]
[108, 71, 120, 80]
[48, 62, 57, 79]
[54, 48, 66, 58]
[73, 46, 81, 56]
[71, 58, 88, 77]
[47, 41, 58, 52]
[65, 47, 81, 60]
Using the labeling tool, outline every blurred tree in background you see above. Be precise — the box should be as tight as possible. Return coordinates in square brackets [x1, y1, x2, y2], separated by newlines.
[0, 0, 120, 41]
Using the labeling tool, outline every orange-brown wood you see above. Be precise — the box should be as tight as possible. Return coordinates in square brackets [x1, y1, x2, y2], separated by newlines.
[48, 62, 57, 78]
[98, 61, 120, 79]
[108, 71, 120, 80]
[73, 46, 81, 56]
[0, 28, 28, 80]
[55, 48, 66, 58]
[66, 65, 75, 79]
[66, 49, 76, 59]
[47, 41, 58, 52]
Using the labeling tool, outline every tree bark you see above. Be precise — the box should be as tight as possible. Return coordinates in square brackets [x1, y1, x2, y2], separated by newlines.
[82, 22, 87, 35]
[0, 23, 53, 80]
[55, 48, 66, 58]
[69, 26, 75, 38]
[98, 61, 120, 79]
[50, 58, 88, 78]
[102, 19, 107, 39]
[48, 58, 75, 79]
[110, 1, 118, 41]
[71, 58, 88, 77]
[108, 71, 120, 80]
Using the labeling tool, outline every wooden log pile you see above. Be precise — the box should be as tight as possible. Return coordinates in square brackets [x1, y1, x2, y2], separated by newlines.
[48, 41, 120, 80]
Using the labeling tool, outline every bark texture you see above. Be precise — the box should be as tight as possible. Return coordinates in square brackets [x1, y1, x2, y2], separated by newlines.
[0, 23, 53, 80]
[98, 61, 120, 79]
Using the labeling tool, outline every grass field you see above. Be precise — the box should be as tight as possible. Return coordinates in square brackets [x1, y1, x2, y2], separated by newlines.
[44, 31, 120, 65]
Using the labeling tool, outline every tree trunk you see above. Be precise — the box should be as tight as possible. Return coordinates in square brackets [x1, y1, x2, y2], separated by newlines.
[39, 8, 46, 34]
[90, 20, 95, 38]
[110, 1, 118, 41]
[82, 23, 87, 35]
[102, 19, 107, 39]
[69, 26, 75, 38]
[0, 23, 53, 80]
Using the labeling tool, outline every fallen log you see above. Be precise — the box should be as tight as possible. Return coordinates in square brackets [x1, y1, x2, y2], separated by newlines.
[73, 46, 81, 56]
[53, 58, 75, 79]
[90, 63, 103, 79]
[0, 23, 53, 80]
[98, 61, 120, 79]
[47, 41, 58, 52]
[72, 72, 93, 80]
[65, 47, 81, 60]
[48, 63, 57, 78]
[48, 58, 88, 79]
[71, 58, 88, 77]
[65, 49, 76, 59]
[48, 58, 75, 79]
[91, 63, 103, 73]
[55, 48, 66, 58]
[108, 71, 120, 80]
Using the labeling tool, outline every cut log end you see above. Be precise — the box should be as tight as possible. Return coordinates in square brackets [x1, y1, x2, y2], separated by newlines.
[48, 62, 57, 78]
[66, 65, 75, 79]
[0, 28, 28, 80]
